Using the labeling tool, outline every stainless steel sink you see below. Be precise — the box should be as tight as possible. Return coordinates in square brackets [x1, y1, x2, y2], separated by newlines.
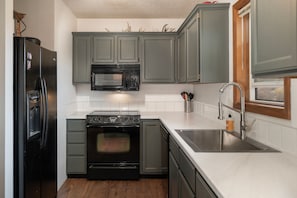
[175, 129, 278, 152]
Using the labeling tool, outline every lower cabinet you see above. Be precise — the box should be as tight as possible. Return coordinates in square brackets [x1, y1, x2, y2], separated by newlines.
[66, 119, 87, 176]
[196, 172, 217, 198]
[141, 120, 168, 175]
[169, 136, 217, 198]
[169, 153, 179, 198]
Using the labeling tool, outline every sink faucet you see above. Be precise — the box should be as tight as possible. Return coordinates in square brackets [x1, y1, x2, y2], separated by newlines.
[218, 82, 247, 140]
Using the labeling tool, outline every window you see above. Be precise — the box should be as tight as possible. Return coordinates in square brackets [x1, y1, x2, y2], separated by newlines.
[251, 78, 284, 105]
[233, 0, 291, 119]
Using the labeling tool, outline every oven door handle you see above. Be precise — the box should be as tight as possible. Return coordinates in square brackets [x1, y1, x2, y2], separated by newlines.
[86, 124, 140, 128]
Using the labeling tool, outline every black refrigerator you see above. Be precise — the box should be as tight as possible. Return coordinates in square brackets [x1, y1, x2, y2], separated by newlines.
[13, 37, 57, 198]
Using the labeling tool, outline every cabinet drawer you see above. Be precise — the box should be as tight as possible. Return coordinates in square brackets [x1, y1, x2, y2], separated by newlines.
[196, 172, 217, 198]
[67, 132, 86, 143]
[67, 156, 86, 174]
[67, 144, 86, 155]
[67, 119, 86, 131]
[179, 150, 195, 192]
[169, 136, 179, 163]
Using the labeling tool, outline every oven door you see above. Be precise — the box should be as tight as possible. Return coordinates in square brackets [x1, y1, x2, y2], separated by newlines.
[87, 125, 140, 164]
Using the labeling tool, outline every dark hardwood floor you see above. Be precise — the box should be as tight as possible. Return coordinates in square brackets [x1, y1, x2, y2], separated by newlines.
[57, 178, 168, 198]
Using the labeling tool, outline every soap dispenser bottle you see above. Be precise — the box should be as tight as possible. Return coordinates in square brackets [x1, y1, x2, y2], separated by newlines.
[226, 114, 234, 132]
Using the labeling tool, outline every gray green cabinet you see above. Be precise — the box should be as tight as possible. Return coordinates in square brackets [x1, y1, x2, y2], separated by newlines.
[72, 33, 91, 83]
[169, 136, 217, 198]
[117, 36, 139, 63]
[177, 3, 229, 83]
[93, 35, 139, 64]
[251, 0, 297, 77]
[93, 36, 115, 63]
[72, 33, 139, 83]
[140, 120, 168, 175]
[141, 35, 175, 83]
[196, 172, 217, 198]
[186, 15, 200, 82]
[169, 153, 179, 198]
[66, 119, 87, 175]
[177, 30, 187, 83]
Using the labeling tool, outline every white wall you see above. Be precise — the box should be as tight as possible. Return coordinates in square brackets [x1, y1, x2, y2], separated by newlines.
[54, 0, 77, 189]
[13, 0, 55, 50]
[2, 0, 14, 197]
[77, 18, 183, 32]
[0, 1, 6, 195]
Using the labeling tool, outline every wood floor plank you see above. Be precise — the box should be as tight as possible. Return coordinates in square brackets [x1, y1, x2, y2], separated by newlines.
[57, 178, 168, 198]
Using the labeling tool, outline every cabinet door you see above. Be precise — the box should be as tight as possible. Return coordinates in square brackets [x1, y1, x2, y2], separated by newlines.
[179, 171, 195, 198]
[251, 0, 297, 76]
[142, 36, 175, 83]
[141, 120, 168, 174]
[73, 35, 91, 83]
[196, 172, 217, 198]
[93, 36, 115, 63]
[200, 6, 229, 83]
[169, 153, 179, 198]
[186, 16, 200, 82]
[117, 36, 139, 63]
[177, 31, 187, 83]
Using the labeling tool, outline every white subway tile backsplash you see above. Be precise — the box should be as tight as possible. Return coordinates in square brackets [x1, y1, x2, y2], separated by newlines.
[266, 123, 282, 149]
[281, 126, 297, 156]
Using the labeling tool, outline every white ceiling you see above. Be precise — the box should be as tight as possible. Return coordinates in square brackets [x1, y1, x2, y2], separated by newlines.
[62, 0, 206, 18]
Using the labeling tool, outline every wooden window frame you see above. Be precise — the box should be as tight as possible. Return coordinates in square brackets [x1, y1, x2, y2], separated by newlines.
[233, 0, 291, 120]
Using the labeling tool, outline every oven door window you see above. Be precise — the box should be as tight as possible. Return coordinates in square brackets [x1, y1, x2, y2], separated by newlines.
[95, 73, 123, 86]
[97, 133, 130, 153]
[87, 126, 139, 163]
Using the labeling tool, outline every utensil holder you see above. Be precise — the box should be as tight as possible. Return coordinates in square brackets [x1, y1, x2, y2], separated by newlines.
[184, 101, 193, 113]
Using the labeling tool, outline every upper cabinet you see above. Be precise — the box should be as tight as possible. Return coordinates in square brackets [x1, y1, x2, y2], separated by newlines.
[251, 0, 297, 77]
[141, 34, 175, 83]
[177, 31, 187, 83]
[185, 16, 200, 82]
[72, 33, 91, 83]
[117, 36, 139, 63]
[177, 3, 229, 83]
[93, 34, 139, 64]
[72, 33, 139, 83]
[93, 36, 115, 63]
[72, 3, 230, 84]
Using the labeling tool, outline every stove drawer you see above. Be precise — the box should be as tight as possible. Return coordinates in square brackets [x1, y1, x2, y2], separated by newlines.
[67, 144, 86, 155]
[67, 119, 86, 131]
[67, 132, 86, 144]
[67, 156, 86, 174]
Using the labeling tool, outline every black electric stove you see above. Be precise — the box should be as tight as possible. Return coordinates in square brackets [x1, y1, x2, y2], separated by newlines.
[86, 110, 140, 180]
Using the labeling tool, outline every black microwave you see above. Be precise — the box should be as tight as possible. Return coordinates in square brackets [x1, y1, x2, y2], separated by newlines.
[91, 64, 140, 91]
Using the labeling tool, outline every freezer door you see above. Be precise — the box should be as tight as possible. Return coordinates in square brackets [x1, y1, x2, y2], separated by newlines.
[40, 47, 57, 198]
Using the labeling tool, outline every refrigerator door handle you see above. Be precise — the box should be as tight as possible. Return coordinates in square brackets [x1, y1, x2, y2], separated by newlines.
[40, 78, 49, 148]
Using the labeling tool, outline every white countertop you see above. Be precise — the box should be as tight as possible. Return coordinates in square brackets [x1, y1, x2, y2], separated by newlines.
[67, 111, 297, 198]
